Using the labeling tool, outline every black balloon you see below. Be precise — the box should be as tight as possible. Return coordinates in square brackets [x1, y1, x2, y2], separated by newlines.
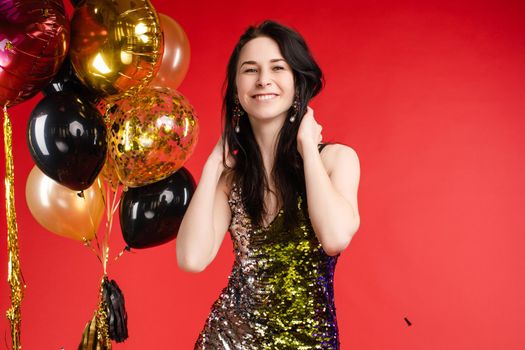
[42, 57, 88, 96]
[69, 0, 84, 7]
[120, 168, 196, 249]
[27, 91, 107, 191]
[41, 57, 106, 115]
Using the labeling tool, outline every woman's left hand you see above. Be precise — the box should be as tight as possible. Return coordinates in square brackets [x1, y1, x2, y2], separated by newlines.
[297, 106, 323, 158]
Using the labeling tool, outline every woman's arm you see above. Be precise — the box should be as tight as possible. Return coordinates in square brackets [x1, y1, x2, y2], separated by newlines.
[298, 107, 361, 256]
[176, 138, 232, 272]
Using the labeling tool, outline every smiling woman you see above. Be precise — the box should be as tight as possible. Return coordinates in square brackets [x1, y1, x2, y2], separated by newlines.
[176, 20, 360, 350]
[235, 37, 295, 125]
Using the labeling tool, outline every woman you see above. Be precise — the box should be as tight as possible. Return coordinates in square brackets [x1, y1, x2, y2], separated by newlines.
[177, 20, 360, 349]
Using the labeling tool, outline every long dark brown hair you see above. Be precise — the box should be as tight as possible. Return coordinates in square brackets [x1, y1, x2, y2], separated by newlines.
[222, 20, 324, 231]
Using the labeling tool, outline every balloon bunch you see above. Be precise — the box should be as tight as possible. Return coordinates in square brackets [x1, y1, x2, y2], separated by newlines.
[1, 0, 196, 348]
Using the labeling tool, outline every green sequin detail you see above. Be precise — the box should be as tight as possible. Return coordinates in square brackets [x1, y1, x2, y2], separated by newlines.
[195, 184, 340, 349]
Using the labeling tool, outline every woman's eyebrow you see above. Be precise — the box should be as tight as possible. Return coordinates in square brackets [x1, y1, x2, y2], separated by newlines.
[240, 58, 286, 67]
[240, 60, 257, 67]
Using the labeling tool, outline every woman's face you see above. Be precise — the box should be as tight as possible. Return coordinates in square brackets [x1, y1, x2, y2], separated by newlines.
[235, 36, 295, 124]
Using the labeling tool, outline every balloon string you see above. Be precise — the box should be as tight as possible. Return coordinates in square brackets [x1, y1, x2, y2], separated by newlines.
[82, 189, 97, 246]
[114, 246, 132, 262]
[101, 183, 110, 275]
[82, 238, 103, 265]
[111, 187, 120, 216]
[93, 227, 103, 263]
[3, 105, 24, 350]
[101, 179, 121, 275]
[82, 178, 107, 267]
[106, 184, 120, 241]
[103, 102, 119, 275]
[111, 181, 128, 263]
[107, 182, 121, 265]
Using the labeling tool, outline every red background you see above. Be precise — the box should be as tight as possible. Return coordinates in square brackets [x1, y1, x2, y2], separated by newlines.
[1, 0, 525, 349]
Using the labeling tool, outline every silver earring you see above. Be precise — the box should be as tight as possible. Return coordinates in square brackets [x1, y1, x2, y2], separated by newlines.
[233, 98, 244, 133]
[289, 95, 299, 122]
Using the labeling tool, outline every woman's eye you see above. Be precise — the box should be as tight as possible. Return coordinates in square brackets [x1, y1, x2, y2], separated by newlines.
[273, 66, 285, 71]
[244, 68, 257, 73]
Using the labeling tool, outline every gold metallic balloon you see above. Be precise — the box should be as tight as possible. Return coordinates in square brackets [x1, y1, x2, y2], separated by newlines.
[107, 87, 199, 187]
[25, 166, 106, 241]
[69, 0, 163, 97]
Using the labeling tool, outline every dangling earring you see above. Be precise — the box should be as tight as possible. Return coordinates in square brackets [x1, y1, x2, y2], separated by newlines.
[233, 97, 244, 133]
[289, 94, 299, 122]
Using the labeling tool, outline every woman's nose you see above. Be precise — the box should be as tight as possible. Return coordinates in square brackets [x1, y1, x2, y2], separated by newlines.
[256, 79, 271, 87]
[256, 71, 272, 87]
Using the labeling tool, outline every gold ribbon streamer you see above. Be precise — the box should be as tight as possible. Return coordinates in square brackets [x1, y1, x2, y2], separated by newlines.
[78, 278, 111, 349]
[95, 277, 111, 349]
[3, 105, 24, 350]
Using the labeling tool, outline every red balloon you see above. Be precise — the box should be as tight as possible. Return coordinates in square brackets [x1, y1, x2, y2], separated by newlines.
[148, 14, 191, 91]
[0, 0, 70, 107]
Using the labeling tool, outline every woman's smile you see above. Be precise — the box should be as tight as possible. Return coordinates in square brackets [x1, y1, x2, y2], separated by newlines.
[253, 93, 279, 101]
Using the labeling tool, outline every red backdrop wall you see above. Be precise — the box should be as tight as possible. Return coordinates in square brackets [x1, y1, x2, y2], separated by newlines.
[1, 0, 524, 349]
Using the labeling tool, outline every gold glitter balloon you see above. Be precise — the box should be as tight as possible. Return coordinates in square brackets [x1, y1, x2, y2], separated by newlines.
[101, 157, 121, 190]
[69, 0, 163, 97]
[107, 87, 199, 187]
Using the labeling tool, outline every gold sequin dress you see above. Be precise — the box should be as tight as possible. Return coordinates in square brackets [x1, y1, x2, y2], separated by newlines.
[195, 147, 340, 349]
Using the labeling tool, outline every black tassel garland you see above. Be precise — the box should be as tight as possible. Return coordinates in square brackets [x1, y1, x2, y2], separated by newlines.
[102, 277, 128, 342]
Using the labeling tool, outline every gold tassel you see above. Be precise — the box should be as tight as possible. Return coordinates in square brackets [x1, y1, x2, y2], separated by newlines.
[78, 278, 112, 350]
[3, 105, 24, 350]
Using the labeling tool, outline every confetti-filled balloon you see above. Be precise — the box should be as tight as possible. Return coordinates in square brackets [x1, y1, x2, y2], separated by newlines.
[100, 155, 121, 190]
[107, 87, 199, 187]
[0, 0, 70, 107]
[69, 0, 163, 97]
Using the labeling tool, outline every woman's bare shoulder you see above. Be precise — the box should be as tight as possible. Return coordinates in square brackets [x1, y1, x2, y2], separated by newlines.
[320, 143, 359, 175]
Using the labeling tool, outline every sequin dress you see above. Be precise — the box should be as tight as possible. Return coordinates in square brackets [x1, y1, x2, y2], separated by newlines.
[195, 146, 340, 350]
